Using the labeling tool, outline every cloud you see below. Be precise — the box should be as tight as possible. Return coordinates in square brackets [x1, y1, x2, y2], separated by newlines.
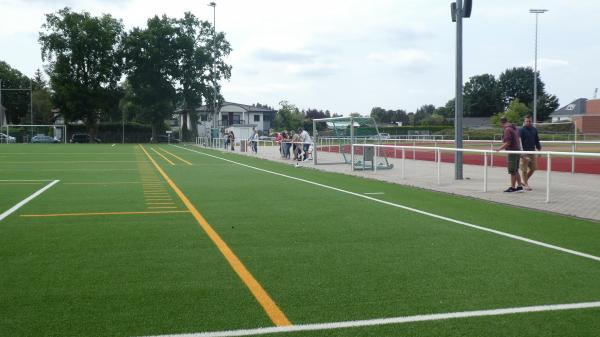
[253, 49, 314, 64]
[367, 49, 432, 69]
[285, 62, 339, 77]
[524, 58, 570, 70]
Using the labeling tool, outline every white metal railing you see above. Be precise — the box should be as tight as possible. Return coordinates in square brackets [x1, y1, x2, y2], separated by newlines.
[316, 137, 600, 174]
[351, 143, 600, 203]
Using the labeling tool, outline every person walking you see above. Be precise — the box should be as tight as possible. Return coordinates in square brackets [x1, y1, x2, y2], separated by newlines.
[496, 116, 524, 193]
[229, 131, 235, 151]
[519, 115, 541, 191]
[249, 127, 258, 154]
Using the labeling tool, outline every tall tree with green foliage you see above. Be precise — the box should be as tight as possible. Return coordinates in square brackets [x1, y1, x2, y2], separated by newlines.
[274, 100, 303, 131]
[177, 12, 231, 141]
[464, 74, 502, 117]
[39, 7, 124, 136]
[123, 15, 182, 140]
[0, 61, 31, 124]
[31, 68, 53, 123]
[498, 67, 558, 122]
[491, 99, 531, 125]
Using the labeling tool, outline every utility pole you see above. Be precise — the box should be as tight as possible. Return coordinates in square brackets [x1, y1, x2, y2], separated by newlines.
[530, 9, 548, 125]
[450, 0, 472, 179]
[208, 2, 217, 128]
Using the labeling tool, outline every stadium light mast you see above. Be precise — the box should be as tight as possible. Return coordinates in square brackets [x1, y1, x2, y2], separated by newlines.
[530, 8, 548, 125]
[450, 0, 472, 180]
[208, 2, 217, 128]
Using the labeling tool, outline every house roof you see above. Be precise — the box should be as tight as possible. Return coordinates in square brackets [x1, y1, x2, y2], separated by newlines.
[195, 102, 276, 113]
[551, 98, 587, 117]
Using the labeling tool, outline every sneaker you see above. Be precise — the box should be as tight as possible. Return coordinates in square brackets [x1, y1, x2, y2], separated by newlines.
[503, 187, 517, 193]
[516, 186, 524, 193]
[524, 185, 533, 191]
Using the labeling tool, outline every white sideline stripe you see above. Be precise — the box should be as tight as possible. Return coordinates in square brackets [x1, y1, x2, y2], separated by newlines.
[0, 179, 53, 182]
[363, 192, 385, 195]
[175, 145, 600, 263]
[139, 301, 600, 337]
[0, 180, 60, 221]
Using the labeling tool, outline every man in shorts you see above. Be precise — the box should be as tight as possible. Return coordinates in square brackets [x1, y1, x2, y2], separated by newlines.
[496, 116, 524, 193]
[519, 115, 541, 191]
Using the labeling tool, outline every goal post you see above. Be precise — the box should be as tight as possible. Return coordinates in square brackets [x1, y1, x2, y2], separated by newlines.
[3, 124, 67, 144]
[312, 116, 393, 170]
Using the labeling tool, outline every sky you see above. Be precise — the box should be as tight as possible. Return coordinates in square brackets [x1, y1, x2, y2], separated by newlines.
[1, 0, 599, 115]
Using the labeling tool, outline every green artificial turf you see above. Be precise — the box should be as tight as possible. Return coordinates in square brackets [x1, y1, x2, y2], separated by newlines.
[0, 144, 598, 337]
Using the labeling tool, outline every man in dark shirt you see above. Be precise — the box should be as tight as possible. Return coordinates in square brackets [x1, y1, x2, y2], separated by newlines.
[496, 116, 524, 193]
[519, 115, 541, 191]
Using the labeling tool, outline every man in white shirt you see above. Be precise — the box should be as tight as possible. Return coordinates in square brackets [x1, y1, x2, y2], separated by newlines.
[298, 127, 312, 161]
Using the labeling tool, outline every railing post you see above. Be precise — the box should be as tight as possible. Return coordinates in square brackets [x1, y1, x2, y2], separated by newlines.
[571, 141, 575, 174]
[373, 145, 378, 172]
[546, 153, 551, 203]
[490, 142, 494, 167]
[351, 144, 355, 171]
[483, 151, 488, 192]
[436, 148, 441, 185]
[402, 147, 405, 179]
[413, 140, 416, 159]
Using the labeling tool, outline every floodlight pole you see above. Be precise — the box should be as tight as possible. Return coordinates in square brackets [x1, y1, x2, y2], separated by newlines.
[208, 2, 217, 128]
[530, 9, 548, 125]
[453, 0, 465, 180]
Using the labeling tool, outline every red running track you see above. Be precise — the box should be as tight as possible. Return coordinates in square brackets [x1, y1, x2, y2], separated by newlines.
[318, 146, 600, 175]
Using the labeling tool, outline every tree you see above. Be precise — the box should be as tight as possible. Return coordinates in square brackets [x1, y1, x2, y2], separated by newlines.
[31, 69, 53, 123]
[177, 12, 231, 141]
[463, 74, 502, 117]
[537, 93, 559, 122]
[498, 67, 559, 122]
[39, 7, 124, 137]
[123, 15, 182, 140]
[434, 99, 455, 119]
[491, 99, 531, 125]
[274, 101, 303, 131]
[414, 104, 435, 125]
[0, 61, 31, 124]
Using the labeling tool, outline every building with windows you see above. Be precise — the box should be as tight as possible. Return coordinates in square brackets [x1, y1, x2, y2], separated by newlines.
[551, 98, 600, 133]
[194, 102, 276, 136]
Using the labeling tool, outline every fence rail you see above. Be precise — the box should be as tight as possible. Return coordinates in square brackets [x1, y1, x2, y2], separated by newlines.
[351, 143, 600, 203]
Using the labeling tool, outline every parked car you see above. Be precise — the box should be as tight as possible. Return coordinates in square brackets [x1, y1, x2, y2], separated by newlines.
[0, 132, 16, 143]
[70, 133, 101, 143]
[32, 135, 59, 143]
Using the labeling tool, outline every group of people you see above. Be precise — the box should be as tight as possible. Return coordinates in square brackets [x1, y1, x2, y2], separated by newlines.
[497, 115, 542, 193]
[276, 127, 313, 161]
[221, 127, 259, 153]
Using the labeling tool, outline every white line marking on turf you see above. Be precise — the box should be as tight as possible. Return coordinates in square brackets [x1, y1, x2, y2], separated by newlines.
[0, 180, 60, 222]
[175, 145, 600, 263]
[137, 301, 600, 337]
[363, 192, 385, 195]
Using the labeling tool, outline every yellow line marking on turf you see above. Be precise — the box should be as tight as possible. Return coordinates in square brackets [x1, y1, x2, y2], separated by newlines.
[146, 202, 175, 205]
[21, 210, 190, 217]
[138, 145, 291, 327]
[150, 147, 175, 165]
[147, 206, 178, 209]
[159, 147, 193, 165]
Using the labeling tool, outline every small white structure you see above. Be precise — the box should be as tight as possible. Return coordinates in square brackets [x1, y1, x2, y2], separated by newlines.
[196, 102, 276, 135]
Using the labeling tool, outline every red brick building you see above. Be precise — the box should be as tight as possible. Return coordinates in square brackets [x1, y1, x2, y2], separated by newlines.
[551, 98, 600, 133]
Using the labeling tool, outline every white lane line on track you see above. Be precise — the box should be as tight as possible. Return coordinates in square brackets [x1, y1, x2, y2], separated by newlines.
[175, 145, 600, 263]
[138, 301, 600, 337]
[0, 180, 60, 221]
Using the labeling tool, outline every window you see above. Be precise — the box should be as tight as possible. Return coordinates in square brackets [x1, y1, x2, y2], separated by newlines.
[200, 114, 208, 121]
[254, 114, 260, 122]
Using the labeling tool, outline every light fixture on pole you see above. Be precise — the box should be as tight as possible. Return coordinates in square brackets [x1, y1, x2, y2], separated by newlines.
[208, 2, 217, 128]
[450, 0, 472, 180]
[529, 8, 548, 125]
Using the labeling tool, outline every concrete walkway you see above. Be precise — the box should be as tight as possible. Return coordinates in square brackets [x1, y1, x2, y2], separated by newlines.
[205, 144, 600, 222]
